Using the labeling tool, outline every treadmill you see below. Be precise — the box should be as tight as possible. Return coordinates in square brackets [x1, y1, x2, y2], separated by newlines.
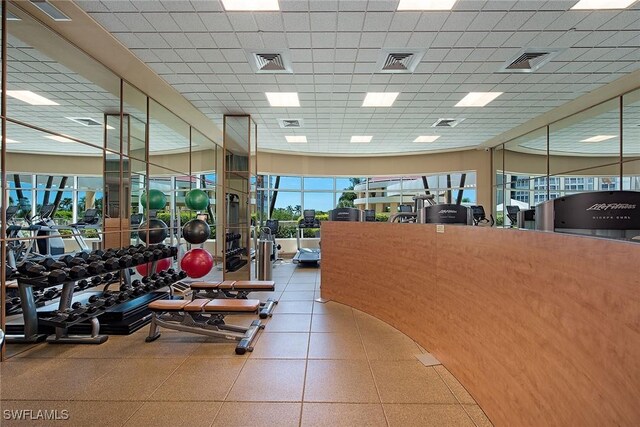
[292, 209, 321, 266]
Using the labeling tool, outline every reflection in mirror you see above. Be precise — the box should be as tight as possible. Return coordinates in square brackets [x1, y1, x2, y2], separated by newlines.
[549, 98, 620, 176]
[6, 6, 119, 150]
[623, 88, 640, 161]
[223, 116, 251, 280]
[4, 125, 104, 356]
[623, 160, 640, 190]
[149, 100, 189, 174]
[123, 83, 147, 161]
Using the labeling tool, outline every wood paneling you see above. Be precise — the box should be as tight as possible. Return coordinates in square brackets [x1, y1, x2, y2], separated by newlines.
[321, 222, 640, 427]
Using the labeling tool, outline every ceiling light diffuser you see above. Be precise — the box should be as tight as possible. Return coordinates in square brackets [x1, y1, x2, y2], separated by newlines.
[571, 0, 636, 9]
[350, 136, 372, 143]
[414, 135, 441, 143]
[265, 92, 300, 107]
[5, 138, 20, 144]
[581, 135, 617, 142]
[362, 92, 400, 107]
[45, 135, 74, 143]
[286, 135, 307, 143]
[221, 0, 280, 11]
[7, 90, 59, 106]
[397, 0, 457, 10]
[455, 92, 503, 107]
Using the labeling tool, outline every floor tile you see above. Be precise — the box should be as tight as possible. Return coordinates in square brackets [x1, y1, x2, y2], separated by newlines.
[273, 300, 314, 314]
[311, 313, 358, 333]
[213, 402, 301, 426]
[289, 276, 317, 284]
[188, 339, 251, 358]
[79, 358, 184, 400]
[301, 403, 387, 427]
[0, 400, 143, 427]
[0, 358, 117, 400]
[354, 311, 402, 335]
[434, 365, 477, 404]
[384, 404, 475, 427]
[250, 332, 309, 359]
[361, 332, 422, 360]
[463, 404, 494, 427]
[12, 343, 81, 359]
[279, 291, 316, 301]
[370, 361, 457, 404]
[124, 401, 222, 427]
[149, 358, 245, 401]
[263, 314, 312, 332]
[304, 360, 379, 403]
[308, 332, 366, 360]
[227, 359, 306, 401]
[312, 301, 353, 315]
[284, 282, 317, 291]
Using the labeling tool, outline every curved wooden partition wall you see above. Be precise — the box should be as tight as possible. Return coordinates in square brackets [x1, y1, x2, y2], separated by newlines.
[321, 222, 640, 426]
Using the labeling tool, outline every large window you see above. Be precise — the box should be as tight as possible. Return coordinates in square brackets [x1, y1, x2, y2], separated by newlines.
[258, 172, 478, 219]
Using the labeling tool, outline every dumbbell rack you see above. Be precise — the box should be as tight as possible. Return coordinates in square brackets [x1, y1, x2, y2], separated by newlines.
[225, 232, 247, 272]
[6, 244, 177, 344]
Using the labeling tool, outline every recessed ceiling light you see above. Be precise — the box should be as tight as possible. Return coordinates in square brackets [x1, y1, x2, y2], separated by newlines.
[7, 90, 59, 106]
[285, 135, 307, 143]
[362, 92, 400, 107]
[455, 92, 503, 107]
[30, 0, 71, 21]
[397, 0, 457, 10]
[7, 11, 21, 21]
[581, 135, 617, 142]
[571, 0, 636, 9]
[5, 138, 21, 144]
[351, 136, 372, 143]
[414, 135, 441, 143]
[45, 135, 74, 143]
[265, 92, 300, 107]
[221, 0, 279, 11]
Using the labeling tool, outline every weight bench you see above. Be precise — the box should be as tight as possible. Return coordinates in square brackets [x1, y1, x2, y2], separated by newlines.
[145, 298, 264, 355]
[189, 280, 277, 319]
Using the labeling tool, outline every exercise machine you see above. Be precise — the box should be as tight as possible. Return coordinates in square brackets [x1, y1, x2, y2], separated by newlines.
[292, 209, 321, 266]
[516, 209, 535, 229]
[471, 205, 494, 226]
[264, 219, 282, 262]
[389, 194, 472, 225]
[505, 205, 520, 227]
[145, 298, 264, 355]
[535, 190, 640, 240]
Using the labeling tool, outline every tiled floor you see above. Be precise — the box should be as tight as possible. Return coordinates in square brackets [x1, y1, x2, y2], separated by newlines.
[0, 261, 492, 427]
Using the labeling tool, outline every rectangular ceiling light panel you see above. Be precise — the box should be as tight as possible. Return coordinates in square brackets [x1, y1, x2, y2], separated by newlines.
[351, 136, 372, 143]
[7, 90, 59, 105]
[571, 0, 636, 9]
[266, 92, 300, 107]
[414, 135, 441, 142]
[222, 0, 280, 11]
[397, 0, 457, 10]
[455, 92, 503, 107]
[362, 92, 400, 107]
[286, 135, 307, 143]
[45, 135, 74, 143]
[581, 135, 617, 142]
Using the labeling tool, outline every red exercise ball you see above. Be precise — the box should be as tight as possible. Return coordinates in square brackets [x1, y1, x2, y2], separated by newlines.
[136, 257, 171, 276]
[180, 248, 213, 278]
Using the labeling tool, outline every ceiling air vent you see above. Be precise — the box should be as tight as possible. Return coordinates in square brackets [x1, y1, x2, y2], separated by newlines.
[249, 50, 292, 74]
[432, 118, 464, 128]
[499, 48, 564, 73]
[278, 118, 303, 129]
[376, 49, 425, 74]
[66, 117, 103, 127]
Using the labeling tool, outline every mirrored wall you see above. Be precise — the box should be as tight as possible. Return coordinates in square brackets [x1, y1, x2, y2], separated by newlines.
[493, 87, 640, 227]
[0, 4, 221, 359]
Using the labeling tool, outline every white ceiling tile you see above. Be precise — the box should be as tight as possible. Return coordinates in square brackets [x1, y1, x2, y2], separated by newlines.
[282, 12, 310, 31]
[337, 12, 365, 31]
[311, 32, 337, 48]
[383, 32, 412, 47]
[199, 13, 233, 31]
[406, 32, 437, 48]
[143, 12, 181, 31]
[286, 32, 312, 48]
[336, 32, 362, 48]
[114, 12, 155, 31]
[363, 12, 393, 32]
[227, 12, 259, 32]
[310, 12, 338, 32]
[185, 33, 217, 48]
[359, 32, 387, 48]
[416, 12, 451, 32]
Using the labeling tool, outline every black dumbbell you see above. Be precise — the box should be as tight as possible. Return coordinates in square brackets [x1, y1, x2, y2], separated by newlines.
[60, 255, 86, 267]
[131, 252, 145, 265]
[101, 250, 116, 260]
[18, 262, 68, 284]
[76, 252, 90, 261]
[39, 258, 67, 271]
[88, 294, 116, 307]
[103, 272, 116, 282]
[118, 255, 133, 268]
[54, 264, 87, 280]
[104, 257, 120, 271]
[43, 288, 61, 300]
[75, 279, 90, 291]
[92, 249, 105, 258]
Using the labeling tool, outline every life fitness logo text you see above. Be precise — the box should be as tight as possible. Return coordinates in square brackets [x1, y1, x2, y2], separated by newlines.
[439, 210, 458, 214]
[586, 203, 636, 211]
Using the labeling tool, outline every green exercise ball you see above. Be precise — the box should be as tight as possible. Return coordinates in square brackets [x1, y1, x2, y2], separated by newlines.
[185, 189, 209, 211]
[140, 189, 167, 210]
